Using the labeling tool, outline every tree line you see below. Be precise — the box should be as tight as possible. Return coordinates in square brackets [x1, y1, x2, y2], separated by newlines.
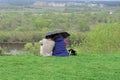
[0, 12, 120, 43]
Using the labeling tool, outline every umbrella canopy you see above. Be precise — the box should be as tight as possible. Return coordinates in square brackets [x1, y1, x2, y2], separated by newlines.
[45, 30, 70, 39]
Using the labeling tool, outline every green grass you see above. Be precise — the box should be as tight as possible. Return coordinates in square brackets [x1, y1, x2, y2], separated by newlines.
[0, 54, 120, 80]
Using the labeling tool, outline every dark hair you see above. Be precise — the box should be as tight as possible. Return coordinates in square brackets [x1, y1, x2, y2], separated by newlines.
[53, 34, 63, 40]
[45, 35, 55, 40]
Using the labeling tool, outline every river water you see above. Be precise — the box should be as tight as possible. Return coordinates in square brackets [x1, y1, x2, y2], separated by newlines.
[0, 42, 26, 51]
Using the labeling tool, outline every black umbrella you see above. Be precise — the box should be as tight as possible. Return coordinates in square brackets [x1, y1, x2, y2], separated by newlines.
[45, 30, 70, 38]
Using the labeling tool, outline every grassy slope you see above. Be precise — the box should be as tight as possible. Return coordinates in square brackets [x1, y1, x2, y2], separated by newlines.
[0, 54, 120, 80]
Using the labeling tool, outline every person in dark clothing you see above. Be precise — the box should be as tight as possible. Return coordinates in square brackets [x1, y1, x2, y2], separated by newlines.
[52, 34, 69, 56]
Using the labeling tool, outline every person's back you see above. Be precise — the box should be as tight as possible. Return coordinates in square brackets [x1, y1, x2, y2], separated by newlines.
[40, 38, 55, 56]
[52, 37, 69, 56]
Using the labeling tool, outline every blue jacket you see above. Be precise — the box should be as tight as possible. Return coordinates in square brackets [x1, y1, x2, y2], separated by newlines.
[52, 37, 69, 56]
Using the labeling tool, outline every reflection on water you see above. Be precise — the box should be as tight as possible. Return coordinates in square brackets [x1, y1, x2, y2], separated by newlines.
[0, 42, 26, 51]
[0, 42, 28, 55]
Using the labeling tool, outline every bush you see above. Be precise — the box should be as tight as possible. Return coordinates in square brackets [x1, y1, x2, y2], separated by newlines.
[67, 31, 85, 47]
[24, 42, 40, 55]
[80, 23, 120, 53]
[0, 32, 10, 42]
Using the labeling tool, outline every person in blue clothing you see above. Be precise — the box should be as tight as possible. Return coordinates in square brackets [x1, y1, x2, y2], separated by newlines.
[52, 34, 69, 56]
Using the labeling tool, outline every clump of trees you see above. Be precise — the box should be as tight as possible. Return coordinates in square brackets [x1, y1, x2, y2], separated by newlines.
[0, 12, 90, 43]
[0, 12, 91, 32]
[80, 23, 120, 53]
[0, 31, 45, 42]
[1, 12, 120, 43]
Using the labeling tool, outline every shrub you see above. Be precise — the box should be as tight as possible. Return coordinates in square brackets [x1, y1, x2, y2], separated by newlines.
[24, 42, 40, 55]
[80, 23, 120, 53]
[0, 32, 10, 42]
[67, 31, 86, 48]
[24, 43, 33, 51]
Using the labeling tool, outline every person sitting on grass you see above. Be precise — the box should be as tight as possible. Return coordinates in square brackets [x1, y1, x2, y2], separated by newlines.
[52, 34, 69, 57]
[39, 36, 55, 56]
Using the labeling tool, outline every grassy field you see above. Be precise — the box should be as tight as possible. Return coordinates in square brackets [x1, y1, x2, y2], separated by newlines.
[0, 53, 120, 80]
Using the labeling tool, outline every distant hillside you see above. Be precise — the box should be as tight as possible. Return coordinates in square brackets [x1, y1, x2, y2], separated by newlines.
[0, 0, 35, 5]
[0, 0, 120, 6]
